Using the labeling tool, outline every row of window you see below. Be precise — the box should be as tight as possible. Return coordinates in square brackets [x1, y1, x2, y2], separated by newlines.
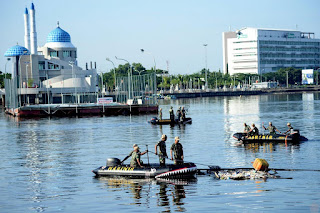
[38, 61, 60, 70]
[259, 40, 320, 46]
[234, 53, 257, 57]
[260, 59, 319, 65]
[233, 47, 257, 50]
[260, 53, 319, 59]
[233, 40, 257, 44]
[49, 50, 76, 58]
[260, 47, 320, 52]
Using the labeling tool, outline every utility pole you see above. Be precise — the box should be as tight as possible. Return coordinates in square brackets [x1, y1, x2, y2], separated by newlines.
[286, 71, 289, 88]
[203, 44, 208, 90]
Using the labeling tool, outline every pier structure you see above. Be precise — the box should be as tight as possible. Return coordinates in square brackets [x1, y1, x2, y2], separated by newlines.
[3, 3, 158, 117]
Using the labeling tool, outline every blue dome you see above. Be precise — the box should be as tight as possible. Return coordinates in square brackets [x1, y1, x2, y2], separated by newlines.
[47, 27, 71, 43]
[4, 45, 30, 57]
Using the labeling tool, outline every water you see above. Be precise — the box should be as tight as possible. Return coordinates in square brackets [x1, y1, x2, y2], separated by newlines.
[1, 92, 320, 212]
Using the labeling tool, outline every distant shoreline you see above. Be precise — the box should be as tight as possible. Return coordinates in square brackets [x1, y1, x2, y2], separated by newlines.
[162, 87, 320, 99]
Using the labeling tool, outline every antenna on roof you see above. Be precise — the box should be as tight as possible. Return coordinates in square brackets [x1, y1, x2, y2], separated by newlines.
[57, 21, 59, 27]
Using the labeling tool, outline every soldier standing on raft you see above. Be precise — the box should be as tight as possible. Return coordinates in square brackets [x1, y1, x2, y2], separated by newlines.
[176, 107, 181, 122]
[170, 136, 184, 165]
[159, 108, 162, 120]
[155, 134, 168, 167]
[169, 106, 175, 123]
[181, 107, 186, 121]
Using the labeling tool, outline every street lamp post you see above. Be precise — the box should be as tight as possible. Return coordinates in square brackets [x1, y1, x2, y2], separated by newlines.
[115, 56, 133, 100]
[106, 58, 117, 102]
[25, 62, 30, 104]
[69, 61, 77, 104]
[140, 49, 157, 97]
[5, 58, 11, 80]
[18, 51, 28, 107]
[203, 44, 208, 90]
[286, 71, 289, 88]
[317, 68, 320, 86]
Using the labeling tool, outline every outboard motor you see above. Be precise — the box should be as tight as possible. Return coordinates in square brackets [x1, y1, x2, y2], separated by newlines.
[150, 117, 158, 124]
[106, 158, 121, 167]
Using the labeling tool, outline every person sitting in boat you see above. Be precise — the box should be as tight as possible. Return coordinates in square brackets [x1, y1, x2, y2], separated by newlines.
[155, 134, 168, 167]
[243, 123, 251, 135]
[121, 144, 147, 165]
[169, 107, 175, 123]
[170, 136, 184, 165]
[159, 108, 163, 120]
[130, 145, 145, 168]
[248, 123, 259, 136]
[263, 122, 281, 136]
[285, 123, 294, 135]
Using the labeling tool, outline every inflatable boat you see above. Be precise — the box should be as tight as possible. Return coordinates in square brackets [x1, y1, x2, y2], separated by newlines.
[148, 117, 192, 125]
[233, 130, 308, 144]
[92, 158, 197, 179]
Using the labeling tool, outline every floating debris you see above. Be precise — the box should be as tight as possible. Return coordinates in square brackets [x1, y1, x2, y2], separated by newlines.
[214, 169, 279, 180]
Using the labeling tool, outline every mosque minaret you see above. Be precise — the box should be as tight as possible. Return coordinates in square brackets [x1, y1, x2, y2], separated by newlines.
[29, 3, 38, 55]
[23, 8, 30, 51]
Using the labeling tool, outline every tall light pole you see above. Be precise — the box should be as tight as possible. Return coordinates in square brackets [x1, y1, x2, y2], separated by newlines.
[115, 56, 133, 100]
[286, 71, 289, 88]
[317, 68, 320, 86]
[106, 58, 117, 102]
[5, 58, 11, 80]
[203, 44, 208, 89]
[69, 61, 77, 104]
[18, 50, 29, 107]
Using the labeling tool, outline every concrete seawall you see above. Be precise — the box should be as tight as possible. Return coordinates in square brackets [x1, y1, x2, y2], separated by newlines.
[164, 87, 320, 99]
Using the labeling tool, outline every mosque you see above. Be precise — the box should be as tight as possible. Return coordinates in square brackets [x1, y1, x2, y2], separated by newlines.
[4, 3, 98, 109]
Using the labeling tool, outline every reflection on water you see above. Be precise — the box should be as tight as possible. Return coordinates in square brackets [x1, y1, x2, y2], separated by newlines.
[1, 92, 320, 212]
[96, 177, 193, 211]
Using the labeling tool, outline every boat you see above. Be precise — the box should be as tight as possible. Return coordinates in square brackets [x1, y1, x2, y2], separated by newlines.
[233, 130, 308, 144]
[92, 158, 197, 179]
[148, 117, 192, 125]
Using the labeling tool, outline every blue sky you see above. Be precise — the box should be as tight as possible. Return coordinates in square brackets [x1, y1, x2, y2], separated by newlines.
[1, 0, 319, 75]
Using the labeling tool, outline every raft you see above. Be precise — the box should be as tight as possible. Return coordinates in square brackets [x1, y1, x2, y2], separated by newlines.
[92, 158, 197, 179]
[148, 117, 192, 125]
[233, 130, 308, 144]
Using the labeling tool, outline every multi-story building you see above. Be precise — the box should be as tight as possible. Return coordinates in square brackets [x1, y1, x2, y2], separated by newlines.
[222, 27, 320, 75]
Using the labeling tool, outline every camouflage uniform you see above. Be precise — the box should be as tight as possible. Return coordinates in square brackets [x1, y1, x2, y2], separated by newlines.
[244, 124, 251, 132]
[251, 126, 259, 136]
[267, 125, 277, 135]
[170, 142, 184, 165]
[156, 140, 167, 166]
[130, 151, 142, 168]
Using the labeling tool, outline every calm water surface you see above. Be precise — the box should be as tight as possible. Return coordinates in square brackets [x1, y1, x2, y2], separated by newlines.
[1, 92, 320, 212]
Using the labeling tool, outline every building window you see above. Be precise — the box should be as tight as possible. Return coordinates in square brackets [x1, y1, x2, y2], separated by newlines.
[48, 62, 59, 70]
[63, 51, 71, 58]
[50, 51, 58, 57]
[39, 61, 45, 70]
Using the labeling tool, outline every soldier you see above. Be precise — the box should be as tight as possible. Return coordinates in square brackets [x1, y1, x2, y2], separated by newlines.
[170, 136, 184, 165]
[285, 123, 294, 135]
[155, 134, 168, 167]
[169, 106, 175, 123]
[263, 122, 281, 136]
[176, 107, 181, 122]
[244, 123, 251, 133]
[121, 144, 147, 165]
[248, 123, 259, 136]
[159, 108, 163, 120]
[181, 107, 186, 121]
[130, 145, 144, 168]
